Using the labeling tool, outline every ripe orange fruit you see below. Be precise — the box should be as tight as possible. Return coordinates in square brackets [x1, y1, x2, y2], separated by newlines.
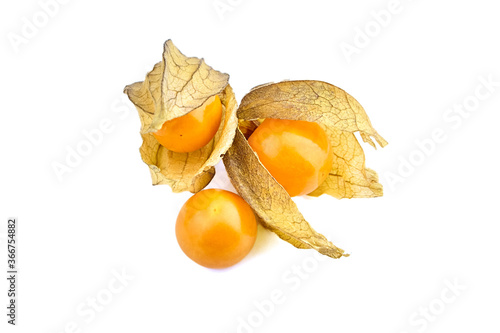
[153, 95, 222, 153]
[248, 118, 333, 197]
[176, 189, 258, 269]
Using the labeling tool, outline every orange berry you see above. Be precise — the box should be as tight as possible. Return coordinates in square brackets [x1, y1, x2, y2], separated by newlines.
[153, 95, 222, 153]
[176, 189, 257, 269]
[248, 118, 333, 197]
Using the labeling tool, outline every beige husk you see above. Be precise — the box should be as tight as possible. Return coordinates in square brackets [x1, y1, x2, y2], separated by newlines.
[124, 40, 237, 193]
[224, 80, 387, 258]
[236, 80, 387, 199]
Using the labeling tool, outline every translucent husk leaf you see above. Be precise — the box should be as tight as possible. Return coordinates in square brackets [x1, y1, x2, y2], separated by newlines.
[223, 129, 348, 259]
[123, 40, 237, 192]
[224, 80, 387, 258]
[236, 80, 387, 199]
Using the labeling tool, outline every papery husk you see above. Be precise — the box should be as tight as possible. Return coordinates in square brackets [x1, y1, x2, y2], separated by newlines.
[124, 40, 237, 192]
[236, 80, 387, 199]
[224, 80, 387, 258]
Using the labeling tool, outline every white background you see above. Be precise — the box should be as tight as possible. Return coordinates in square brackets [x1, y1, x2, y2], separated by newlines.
[1, 0, 499, 332]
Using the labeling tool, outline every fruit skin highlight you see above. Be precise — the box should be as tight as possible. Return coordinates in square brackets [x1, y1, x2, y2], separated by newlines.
[176, 189, 258, 269]
[248, 118, 334, 197]
[153, 95, 222, 153]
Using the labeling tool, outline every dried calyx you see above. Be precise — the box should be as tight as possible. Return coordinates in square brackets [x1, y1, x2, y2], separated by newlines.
[224, 80, 387, 258]
[124, 40, 237, 193]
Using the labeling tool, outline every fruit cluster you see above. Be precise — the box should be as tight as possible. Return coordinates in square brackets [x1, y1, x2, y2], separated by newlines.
[124, 40, 387, 269]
